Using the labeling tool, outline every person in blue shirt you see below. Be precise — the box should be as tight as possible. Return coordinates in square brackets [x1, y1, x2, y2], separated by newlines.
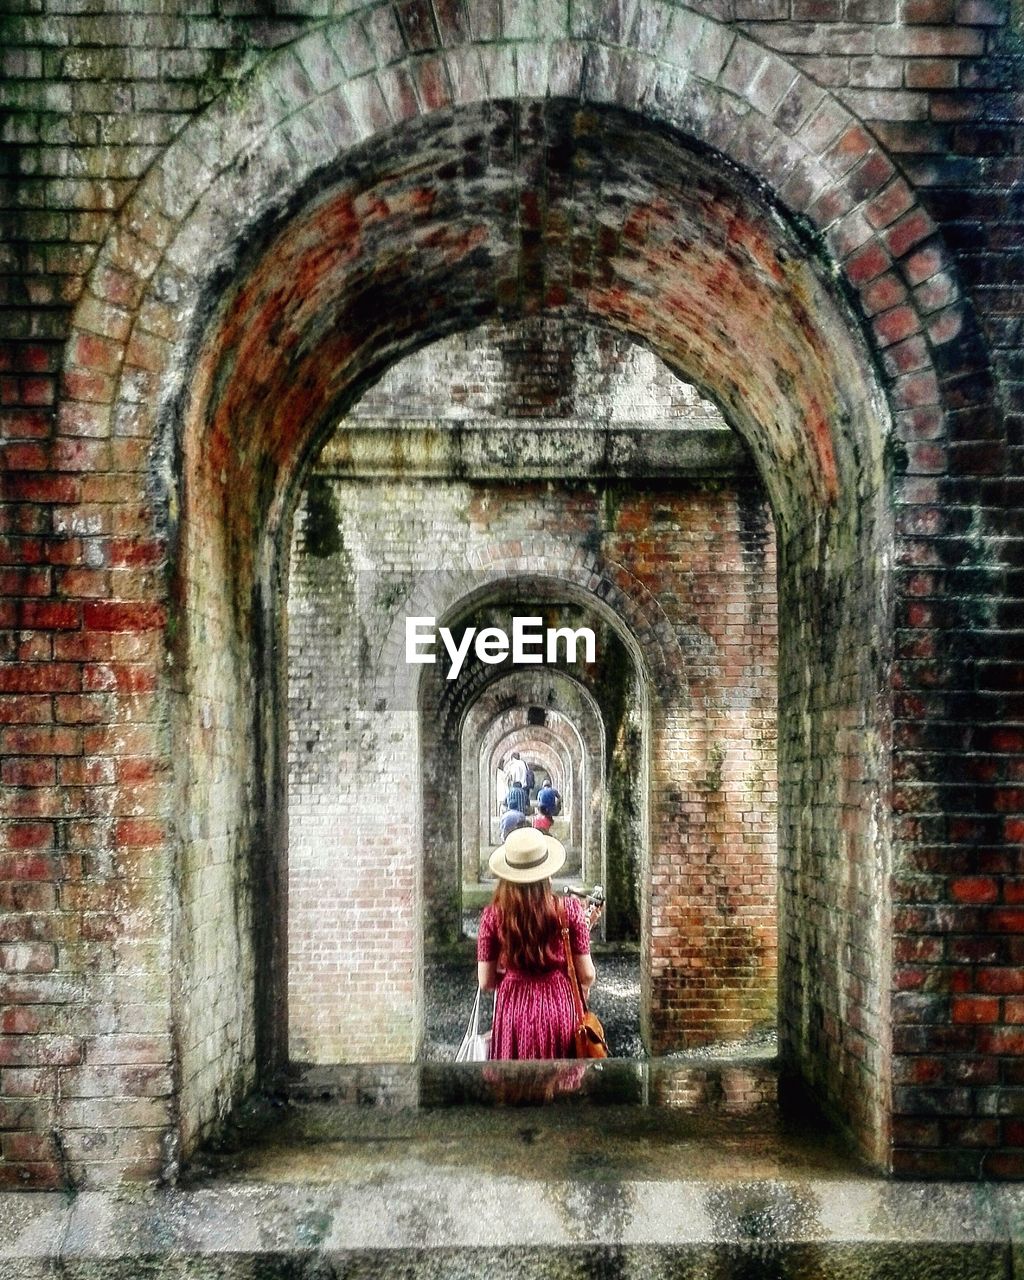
[505, 782, 528, 815]
[499, 808, 530, 842]
[536, 781, 561, 816]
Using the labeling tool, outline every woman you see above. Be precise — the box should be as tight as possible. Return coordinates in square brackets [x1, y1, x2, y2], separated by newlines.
[477, 826, 596, 1059]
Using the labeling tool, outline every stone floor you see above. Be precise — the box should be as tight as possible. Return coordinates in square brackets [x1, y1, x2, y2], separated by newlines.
[189, 1059, 843, 1186]
[5, 1063, 1024, 1278]
[0, 928, 1013, 1280]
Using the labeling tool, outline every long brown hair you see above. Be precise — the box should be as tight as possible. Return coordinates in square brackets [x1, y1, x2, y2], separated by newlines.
[492, 878, 562, 973]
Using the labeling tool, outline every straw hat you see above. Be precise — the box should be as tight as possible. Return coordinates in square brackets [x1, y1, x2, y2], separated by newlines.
[488, 826, 566, 884]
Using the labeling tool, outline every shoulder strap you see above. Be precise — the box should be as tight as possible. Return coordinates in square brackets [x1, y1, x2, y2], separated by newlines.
[557, 900, 586, 1023]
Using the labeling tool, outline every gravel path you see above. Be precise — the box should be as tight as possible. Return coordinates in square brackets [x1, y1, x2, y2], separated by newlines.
[425, 954, 775, 1062]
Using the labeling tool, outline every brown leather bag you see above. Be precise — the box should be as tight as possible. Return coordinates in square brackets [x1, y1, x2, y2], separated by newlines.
[558, 903, 609, 1059]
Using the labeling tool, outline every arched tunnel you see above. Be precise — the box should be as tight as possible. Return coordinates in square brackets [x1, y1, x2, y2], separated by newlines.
[285, 315, 779, 1064]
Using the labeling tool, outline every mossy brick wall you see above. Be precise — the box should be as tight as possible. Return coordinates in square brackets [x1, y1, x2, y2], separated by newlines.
[348, 316, 728, 421]
[0, 0, 1020, 1185]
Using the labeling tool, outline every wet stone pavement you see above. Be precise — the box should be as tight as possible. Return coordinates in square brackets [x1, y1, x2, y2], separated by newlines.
[3, 929, 1016, 1278]
[5, 1049, 1024, 1278]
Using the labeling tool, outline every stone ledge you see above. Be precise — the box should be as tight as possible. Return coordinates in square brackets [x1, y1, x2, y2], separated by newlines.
[315, 422, 749, 479]
[0, 1067, 1020, 1278]
[3, 1178, 1023, 1279]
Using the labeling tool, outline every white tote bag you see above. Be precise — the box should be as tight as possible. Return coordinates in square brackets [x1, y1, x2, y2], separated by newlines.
[455, 987, 491, 1062]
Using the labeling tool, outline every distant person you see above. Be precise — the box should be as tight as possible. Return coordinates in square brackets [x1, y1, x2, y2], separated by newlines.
[504, 752, 529, 815]
[537, 781, 561, 816]
[505, 782, 528, 815]
[499, 808, 530, 842]
[524, 762, 535, 799]
[505, 752, 528, 790]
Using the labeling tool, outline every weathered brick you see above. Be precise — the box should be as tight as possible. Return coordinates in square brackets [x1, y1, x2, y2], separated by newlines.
[865, 178, 917, 229]
[881, 26, 985, 56]
[0, 758, 56, 787]
[0, 944, 56, 974]
[873, 303, 921, 347]
[0, 2, 1018, 1192]
[1, 725, 81, 757]
[2, 473, 79, 504]
[0, 665, 80, 694]
[951, 996, 999, 1023]
[82, 601, 166, 631]
[904, 57, 959, 89]
[14, 600, 81, 630]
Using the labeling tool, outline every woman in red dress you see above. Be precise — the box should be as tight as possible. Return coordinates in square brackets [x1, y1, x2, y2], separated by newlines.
[477, 827, 596, 1059]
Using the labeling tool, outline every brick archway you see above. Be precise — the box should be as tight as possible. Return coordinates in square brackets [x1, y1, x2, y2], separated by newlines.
[64, 4, 966, 477]
[169, 98, 902, 1163]
[25, 7, 992, 1182]
[462, 669, 608, 899]
[485, 728, 577, 839]
[480, 718, 585, 858]
[415, 567, 654, 940]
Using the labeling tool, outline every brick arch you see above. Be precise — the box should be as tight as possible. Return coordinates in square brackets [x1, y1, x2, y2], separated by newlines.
[44, 5, 989, 1178]
[378, 559, 690, 712]
[482, 726, 581, 858]
[415, 568, 653, 948]
[486, 730, 573, 820]
[467, 675, 605, 878]
[483, 724, 582, 852]
[64, 4, 969, 492]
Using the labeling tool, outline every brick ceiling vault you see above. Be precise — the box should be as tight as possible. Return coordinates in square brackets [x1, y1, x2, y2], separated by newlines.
[59, 10, 976, 607]
[193, 100, 887, 599]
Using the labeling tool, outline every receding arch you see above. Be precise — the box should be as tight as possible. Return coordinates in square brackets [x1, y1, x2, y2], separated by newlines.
[481, 718, 584, 854]
[416, 567, 655, 944]
[467, 674, 604, 880]
[187, 104, 895, 1158]
[198, 106, 891, 1161]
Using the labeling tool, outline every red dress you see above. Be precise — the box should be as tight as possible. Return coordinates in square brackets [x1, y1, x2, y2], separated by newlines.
[477, 894, 590, 1059]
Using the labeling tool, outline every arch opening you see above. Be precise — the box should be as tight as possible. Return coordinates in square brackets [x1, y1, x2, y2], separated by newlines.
[420, 582, 645, 943]
[172, 99, 892, 1164]
[477, 713, 587, 874]
[284, 314, 780, 1073]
